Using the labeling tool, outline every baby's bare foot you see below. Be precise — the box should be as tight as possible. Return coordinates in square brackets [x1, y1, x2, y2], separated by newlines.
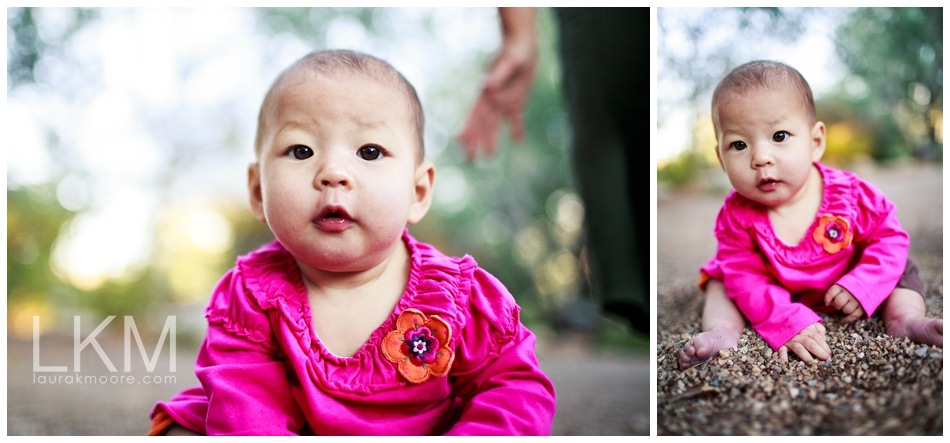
[887, 314, 943, 347]
[677, 327, 741, 370]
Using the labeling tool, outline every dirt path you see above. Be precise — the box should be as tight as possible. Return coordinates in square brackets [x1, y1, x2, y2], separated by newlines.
[656, 161, 943, 435]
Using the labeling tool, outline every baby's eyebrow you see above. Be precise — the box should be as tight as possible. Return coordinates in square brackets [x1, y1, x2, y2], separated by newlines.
[352, 117, 392, 131]
[764, 116, 790, 126]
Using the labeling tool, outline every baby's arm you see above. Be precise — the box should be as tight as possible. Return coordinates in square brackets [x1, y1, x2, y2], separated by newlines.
[824, 284, 866, 323]
[834, 180, 910, 316]
[710, 221, 823, 352]
[195, 315, 306, 435]
[153, 269, 306, 436]
[445, 267, 556, 436]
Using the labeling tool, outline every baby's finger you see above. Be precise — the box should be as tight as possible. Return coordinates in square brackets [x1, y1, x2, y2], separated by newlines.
[810, 335, 832, 360]
[824, 285, 843, 306]
[778, 346, 788, 362]
[802, 322, 826, 340]
[786, 342, 814, 364]
[805, 327, 832, 358]
[842, 301, 864, 323]
[829, 293, 849, 311]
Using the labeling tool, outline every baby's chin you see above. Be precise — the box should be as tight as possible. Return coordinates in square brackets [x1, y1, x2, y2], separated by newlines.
[293, 243, 404, 275]
[731, 185, 792, 209]
[298, 254, 378, 274]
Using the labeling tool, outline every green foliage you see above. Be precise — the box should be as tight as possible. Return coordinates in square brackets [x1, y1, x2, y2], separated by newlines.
[8, 185, 176, 329]
[657, 149, 713, 189]
[834, 7, 943, 161]
[7, 184, 75, 306]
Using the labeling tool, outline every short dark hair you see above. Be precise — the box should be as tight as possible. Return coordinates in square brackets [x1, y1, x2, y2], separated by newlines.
[711, 60, 816, 136]
[254, 49, 425, 161]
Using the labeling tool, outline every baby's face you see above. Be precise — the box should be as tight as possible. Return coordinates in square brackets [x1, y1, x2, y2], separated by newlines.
[715, 87, 825, 209]
[249, 72, 432, 273]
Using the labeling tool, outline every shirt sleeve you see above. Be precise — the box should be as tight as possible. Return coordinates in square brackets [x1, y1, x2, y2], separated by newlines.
[149, 385, 208, 435]
[834, 178, 909, 317]
[153, 268, 307, 436]
[712, 205, 822, 351]
[444, 267, 557, 436]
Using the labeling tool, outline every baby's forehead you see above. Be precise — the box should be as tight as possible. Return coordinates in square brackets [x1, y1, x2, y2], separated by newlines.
[267, 69, 404, 117]
[718, 84, 794, 104]
[714, 85, 809, 121]
[280, 67, 389, 94]
[256, 66, 424, 159]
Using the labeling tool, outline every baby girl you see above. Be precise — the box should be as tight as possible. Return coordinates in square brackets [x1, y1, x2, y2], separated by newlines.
[149, 49, 556, 434]
[679, 60, 943, 369]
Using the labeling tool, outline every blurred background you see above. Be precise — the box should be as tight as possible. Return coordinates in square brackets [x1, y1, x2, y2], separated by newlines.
[7, 7, 643, 344]
[657, 7, 942, 192]
[6, 7, 648, 435]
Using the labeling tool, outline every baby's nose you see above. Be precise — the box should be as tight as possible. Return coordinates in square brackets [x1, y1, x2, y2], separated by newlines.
[321, 176, 349, 188]
[315, 161, 352, 189]
[752, 146, 774, 167]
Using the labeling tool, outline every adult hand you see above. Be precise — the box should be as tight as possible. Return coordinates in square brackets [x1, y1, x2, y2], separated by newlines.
[458, 8, 539, 160]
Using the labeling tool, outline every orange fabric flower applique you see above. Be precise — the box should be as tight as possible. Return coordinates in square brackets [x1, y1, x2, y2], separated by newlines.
[381, 308, 454, 384]
[813, 214, 853, 254]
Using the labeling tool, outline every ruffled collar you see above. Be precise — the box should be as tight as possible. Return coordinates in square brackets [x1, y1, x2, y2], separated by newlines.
[236, 229, 424, 363]
[731, 162, 856, 265]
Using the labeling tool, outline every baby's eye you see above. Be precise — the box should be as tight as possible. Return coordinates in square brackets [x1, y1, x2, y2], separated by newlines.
[357, 144, 384, 161]
[773, 131, 789, 142]
[289, 145, 313, 160]
[730, 141, 747, 151]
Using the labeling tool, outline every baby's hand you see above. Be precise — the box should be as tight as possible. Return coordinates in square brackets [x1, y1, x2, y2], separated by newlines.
[777, 322, 831, 363]
[824, 284, 866, 323]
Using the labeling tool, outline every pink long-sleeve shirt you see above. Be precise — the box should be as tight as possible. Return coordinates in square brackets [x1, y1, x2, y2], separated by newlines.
[700, 162, 910, 350]
[151, 230, 556, 435]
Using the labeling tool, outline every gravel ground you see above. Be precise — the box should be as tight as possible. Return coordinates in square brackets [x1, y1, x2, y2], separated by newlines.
[656, 161, 943, 436]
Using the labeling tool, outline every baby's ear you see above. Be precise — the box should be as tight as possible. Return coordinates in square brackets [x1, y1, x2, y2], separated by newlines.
[247, 162, 266, 224]
[810, 121, 827, 162]
[407, 162, 435, 225]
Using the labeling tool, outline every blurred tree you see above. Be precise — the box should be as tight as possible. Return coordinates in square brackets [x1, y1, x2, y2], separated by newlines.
[7, 185, 76, 336]
[834, 7, 943, 161]
[7, 183, 180, 336]
[657, 8, 818, 132]
[7, 7, 99, 89]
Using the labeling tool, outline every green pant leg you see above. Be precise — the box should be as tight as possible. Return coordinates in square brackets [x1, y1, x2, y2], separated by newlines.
[555, 7, 650, 333]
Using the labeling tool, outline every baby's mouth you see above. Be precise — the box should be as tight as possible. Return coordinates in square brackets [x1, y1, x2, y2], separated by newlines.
[758, 177, 780, 192]
[313, 206, 353, 231]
